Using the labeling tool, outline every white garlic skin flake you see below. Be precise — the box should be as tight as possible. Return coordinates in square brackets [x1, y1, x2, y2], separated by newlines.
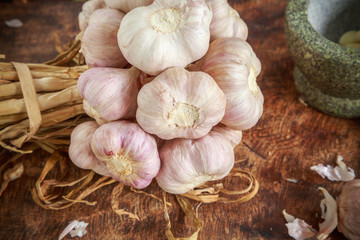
[117, 0, 212, 76]
[194, 37, 263, 130]
[82, 8, 127, 68]
[69, 121, 109, 176]
[77, 67, 140, 125]
[156, 131, 234, 194]
[91, 121, 161, 189]
[136, 67, 226, 140]
[105, 0, 154, 13]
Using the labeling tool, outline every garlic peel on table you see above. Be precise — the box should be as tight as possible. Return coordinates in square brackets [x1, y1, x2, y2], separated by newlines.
[136, 67, 226, 140]
[156, 131, 234, 194]
[91, 121, 160, 189]
[282, 187, 338, 240]
[117, 0, 212, 75]
[311, 155, 355, 182]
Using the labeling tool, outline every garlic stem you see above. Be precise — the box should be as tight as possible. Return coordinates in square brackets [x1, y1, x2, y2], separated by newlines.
[248, 67, 259, 96]
[151, 8, 182, 33]
[108, 153, 133, 176]
[168, 102, 199, 127]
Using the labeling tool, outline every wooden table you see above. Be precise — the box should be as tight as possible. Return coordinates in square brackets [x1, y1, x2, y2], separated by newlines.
[0, 0, 359, 239]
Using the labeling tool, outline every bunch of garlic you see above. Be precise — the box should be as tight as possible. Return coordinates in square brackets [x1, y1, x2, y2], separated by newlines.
[72, 0, 263, 193]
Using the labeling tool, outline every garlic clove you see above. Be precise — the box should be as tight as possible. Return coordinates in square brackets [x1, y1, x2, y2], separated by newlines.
[90, 121, 161, 189]
[82, 8, 127, 68]
[78, 0, 106, 31]
[136, 67, 226, 140]
[69, 121, 109, 176]
[212, 123, 242, 148]
[105, 0, 154, 13]
[117, 0, 212, 76]
[194, 37, 263, 130]
[156, 131, 234, 194]
[337, 179, 360, 240]
[208, 0, 248, 41]
[77, 67, 140, 124]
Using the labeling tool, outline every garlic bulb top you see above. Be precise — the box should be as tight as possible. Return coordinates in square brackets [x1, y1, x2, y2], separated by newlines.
[105, 0, 154, 13]
[208, 0, 248, 41]
[117, 0, 212, 76]
[91, 121, 161, 189]
[156, 131, 234, 194]
[77, 67, 140, 125]
[337, 179, 360, 240]
[194, 37, 263, 130]
[78, 0, 106, 31]
[136, 67, 226, 140]
[82, 8, 127, 68]
[69, 121, 109, 176]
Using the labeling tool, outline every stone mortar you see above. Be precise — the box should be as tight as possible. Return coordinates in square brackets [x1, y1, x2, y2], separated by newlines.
[284, 0, 360, 118]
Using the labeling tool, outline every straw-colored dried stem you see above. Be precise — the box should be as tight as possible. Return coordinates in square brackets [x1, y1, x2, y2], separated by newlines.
[0, 85, 82, 116]
[0, 78, 78, 97]
[0, 104, 84, 142]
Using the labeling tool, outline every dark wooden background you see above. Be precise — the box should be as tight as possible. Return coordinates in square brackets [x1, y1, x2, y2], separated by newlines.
[0, 0, 359, 239]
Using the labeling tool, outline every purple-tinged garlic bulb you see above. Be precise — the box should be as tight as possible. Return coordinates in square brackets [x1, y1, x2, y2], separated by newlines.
[77, 67, 140, 125]
[212, 123, 242, 148]
[337, 179, 360, 240]
[156, 131, 234, 194]
[82, 8, 127, 68]
[136, 67, 226, 140]
[91, 121, 160, 189]
[105, 0, 154, 13]
[117, 0, 212, 76]
[208, 0, 248, 41]
[193, 37, 263, 130]
[78, 0, 106, 32]
[69, 121, 109, 176]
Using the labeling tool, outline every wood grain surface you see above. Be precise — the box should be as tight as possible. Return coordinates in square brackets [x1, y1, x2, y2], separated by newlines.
[0, 0, 359, 239]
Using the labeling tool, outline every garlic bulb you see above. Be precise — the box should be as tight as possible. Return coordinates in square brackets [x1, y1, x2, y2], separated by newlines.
[117, 0, 212, 76]
[69, 121, 109, 176]
[91, 121, 160, 189]
[105, 0, 154, 13]
[337, 179, 360, 240]
[77, 67, 140, 125]
[212, 124, 242, 148]
[156, 131, 234, 194]
[208, 0, 248, 41]
[136, 67, 226, 140]
[78, 0, 105, 31]
[82, 8, 127, 68]
[193, 37, 263, 130]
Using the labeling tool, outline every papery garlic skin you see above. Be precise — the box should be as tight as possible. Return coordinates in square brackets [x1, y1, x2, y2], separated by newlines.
[91, 121, 160, 189]
[156, 131, 234, 194]
[212, 124, 242, 148]
[337, 179, 360, 240]
[193, 37, 263, 130]
[207, 0, 248, 41]
[105, 0, 154, 13]
[69, 121, 109, 176]
[77, 67, 140, 125]
[78, 0, 106, 31]
[117, 0, 212, 76]
[136, 67, 226, 140]
[82, 8, 127, 68]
